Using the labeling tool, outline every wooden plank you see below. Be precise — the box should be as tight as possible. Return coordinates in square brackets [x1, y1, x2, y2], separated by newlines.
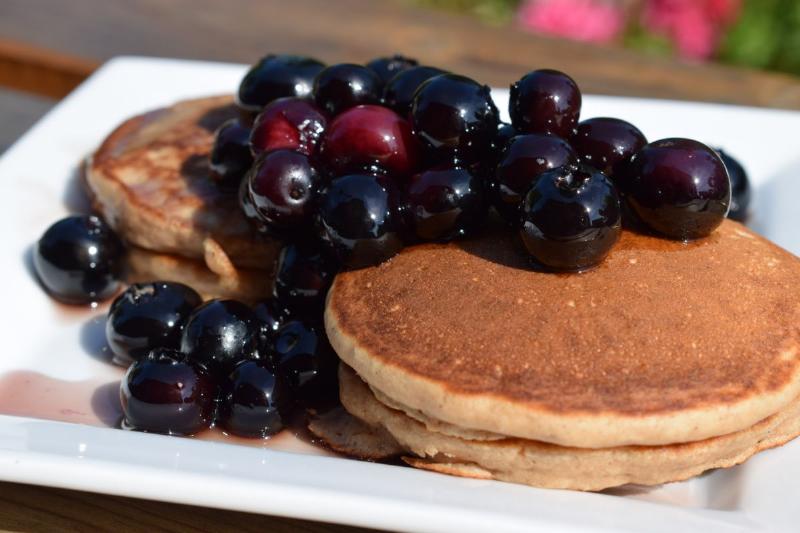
[0, 0, 799, 108]
[0, 38, 97, 98]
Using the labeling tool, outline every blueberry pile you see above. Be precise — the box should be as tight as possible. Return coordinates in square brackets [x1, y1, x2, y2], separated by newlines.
[31, 52, 755, 439]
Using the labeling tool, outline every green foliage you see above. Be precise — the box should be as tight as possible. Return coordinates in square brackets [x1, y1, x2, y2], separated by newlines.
[719, 0, 800, 75]
[411, 0, 520, 25]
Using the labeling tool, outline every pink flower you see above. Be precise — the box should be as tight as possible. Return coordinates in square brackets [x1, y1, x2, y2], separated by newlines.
[642, 0, 741, 59]
[517, 0, 625, 44]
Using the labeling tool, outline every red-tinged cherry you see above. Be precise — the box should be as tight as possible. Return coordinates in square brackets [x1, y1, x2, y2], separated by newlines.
[250, 97, 327, 157]
[319, 105, 420, 178]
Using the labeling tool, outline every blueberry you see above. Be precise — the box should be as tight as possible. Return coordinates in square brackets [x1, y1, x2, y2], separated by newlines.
[274, 243, 337, 316]
[510, 69, 581, 138]
[33, 215, 123, 305]
[572, 117, 647, 179]
[253, 297, 291, 350]
[411, 74, 499, 165]
[313, 63, 383, 116]
[316, 174, 405, 269]
[618, 138, 730, 240]
[247, 149, 323, 233]
[120, 348, 216, 435]
[366, 54, 419, 85]
[106, 282, 202, 365]
[407, 165, 486, 241]
[218, 359, 290, 438]
[520, 164, 621, 271]
[716, 149, 750, 222]
[382, 65, 446, 117]
[237, 55, 325, 112]
[272, 320, 338, 407]
[494, 134, 576, 225]
[180, 299, 261, 371]
[209, 118, 253, 189]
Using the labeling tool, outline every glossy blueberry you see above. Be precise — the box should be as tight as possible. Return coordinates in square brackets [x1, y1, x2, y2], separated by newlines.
[411, 74, 499, 165]
[120, 348, 216, 435]
[319, 105, 420, 178]
[494, 134, 576, 225]
[218, 359, 290, 438]
[209, 119, 254, 189]
[520, 164, 621, 271]
[247, 149, 323, 232]
[317, 174, 405, 269]
[313, 63, 382, 116]
[510, 69, 581, 138]
[249, 97, 327, 157]
[407, 165, 486, 241]
[716, 149, 750, 222]
[106, 282, 202, 365]
[572, 117, 646, 178]
[254, 298, 291, 350]
[491, 122, 517, 163]
[238, 176, 267, 233]
[272, 320, 338, 407]
[180, 299, 261, 371]
[366, 54, 418, 84]
[33, 215, 123, 305]
[237, 55, 325, 112]
[274, 243, 337, 315]
[618, 138, 730, 240]
[382, 65, 446, 117]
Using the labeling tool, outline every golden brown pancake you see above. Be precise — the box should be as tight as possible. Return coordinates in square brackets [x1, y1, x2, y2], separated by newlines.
[326, 220, 800, 448]
[339, 363, 800, 490]
[85, 95, 280, 270]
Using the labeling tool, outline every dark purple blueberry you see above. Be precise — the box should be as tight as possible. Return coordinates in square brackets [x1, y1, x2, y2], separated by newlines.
[249, 97, 327, 157]
[34, 215, 123, 305]
[572, 117, 646, 178]
[273, 320, 338, 407]
[313, 63, 382, 116]
[316, 174, 405, 269]
[254, 297, 291, 351]
[237, 55, 325, 112]
[411, 74, 499, 165]
[494, 134, 576, 225]
[274, 243, 337, 315]
[120, 348, 216, 435]
[180, 299, 261, 371]
[382, 65, 446, 117]
[510, 69, 581, 138]
[491, 122, 517, 163]
[366, 54, 419, 85]
[319, 105, 420, 179]
[716, 149, 750, 222]
[218, 359, 290, 438]
[520, 164, 621, 271]
[106, 282, 202, 365]
[210, 119, 254, 189]
[247, 149, 322, 232]
[407, 165, 487, 241]
[618, 138, 730, 240]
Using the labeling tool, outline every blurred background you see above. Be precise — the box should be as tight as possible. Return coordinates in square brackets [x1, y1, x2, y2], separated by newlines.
[2, 0, 800, 154]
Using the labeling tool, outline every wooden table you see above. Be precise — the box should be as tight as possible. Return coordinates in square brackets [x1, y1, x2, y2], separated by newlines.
[2, 0, 800, 530]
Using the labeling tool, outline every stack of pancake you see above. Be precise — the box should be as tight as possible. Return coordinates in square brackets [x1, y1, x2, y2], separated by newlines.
[325, 221, 800, 490]
[84, 96, 279, 301]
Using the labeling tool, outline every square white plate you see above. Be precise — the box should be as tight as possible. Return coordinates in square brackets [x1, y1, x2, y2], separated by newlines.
[1, 57, 799, 533]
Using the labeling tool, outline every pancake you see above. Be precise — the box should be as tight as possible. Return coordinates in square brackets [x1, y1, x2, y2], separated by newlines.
[339, 364, 800, 491]
[124, 245, 272, 303]
[326, 220, 800, 448]
[85, 95, 280, 270]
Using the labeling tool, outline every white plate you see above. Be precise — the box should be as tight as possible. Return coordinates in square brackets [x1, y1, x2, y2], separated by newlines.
[1, 57, 799, 533]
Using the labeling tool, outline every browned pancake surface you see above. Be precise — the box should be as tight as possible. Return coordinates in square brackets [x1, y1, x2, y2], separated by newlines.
[330, 221, 800, 416]
[87, 96, 277, 269]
